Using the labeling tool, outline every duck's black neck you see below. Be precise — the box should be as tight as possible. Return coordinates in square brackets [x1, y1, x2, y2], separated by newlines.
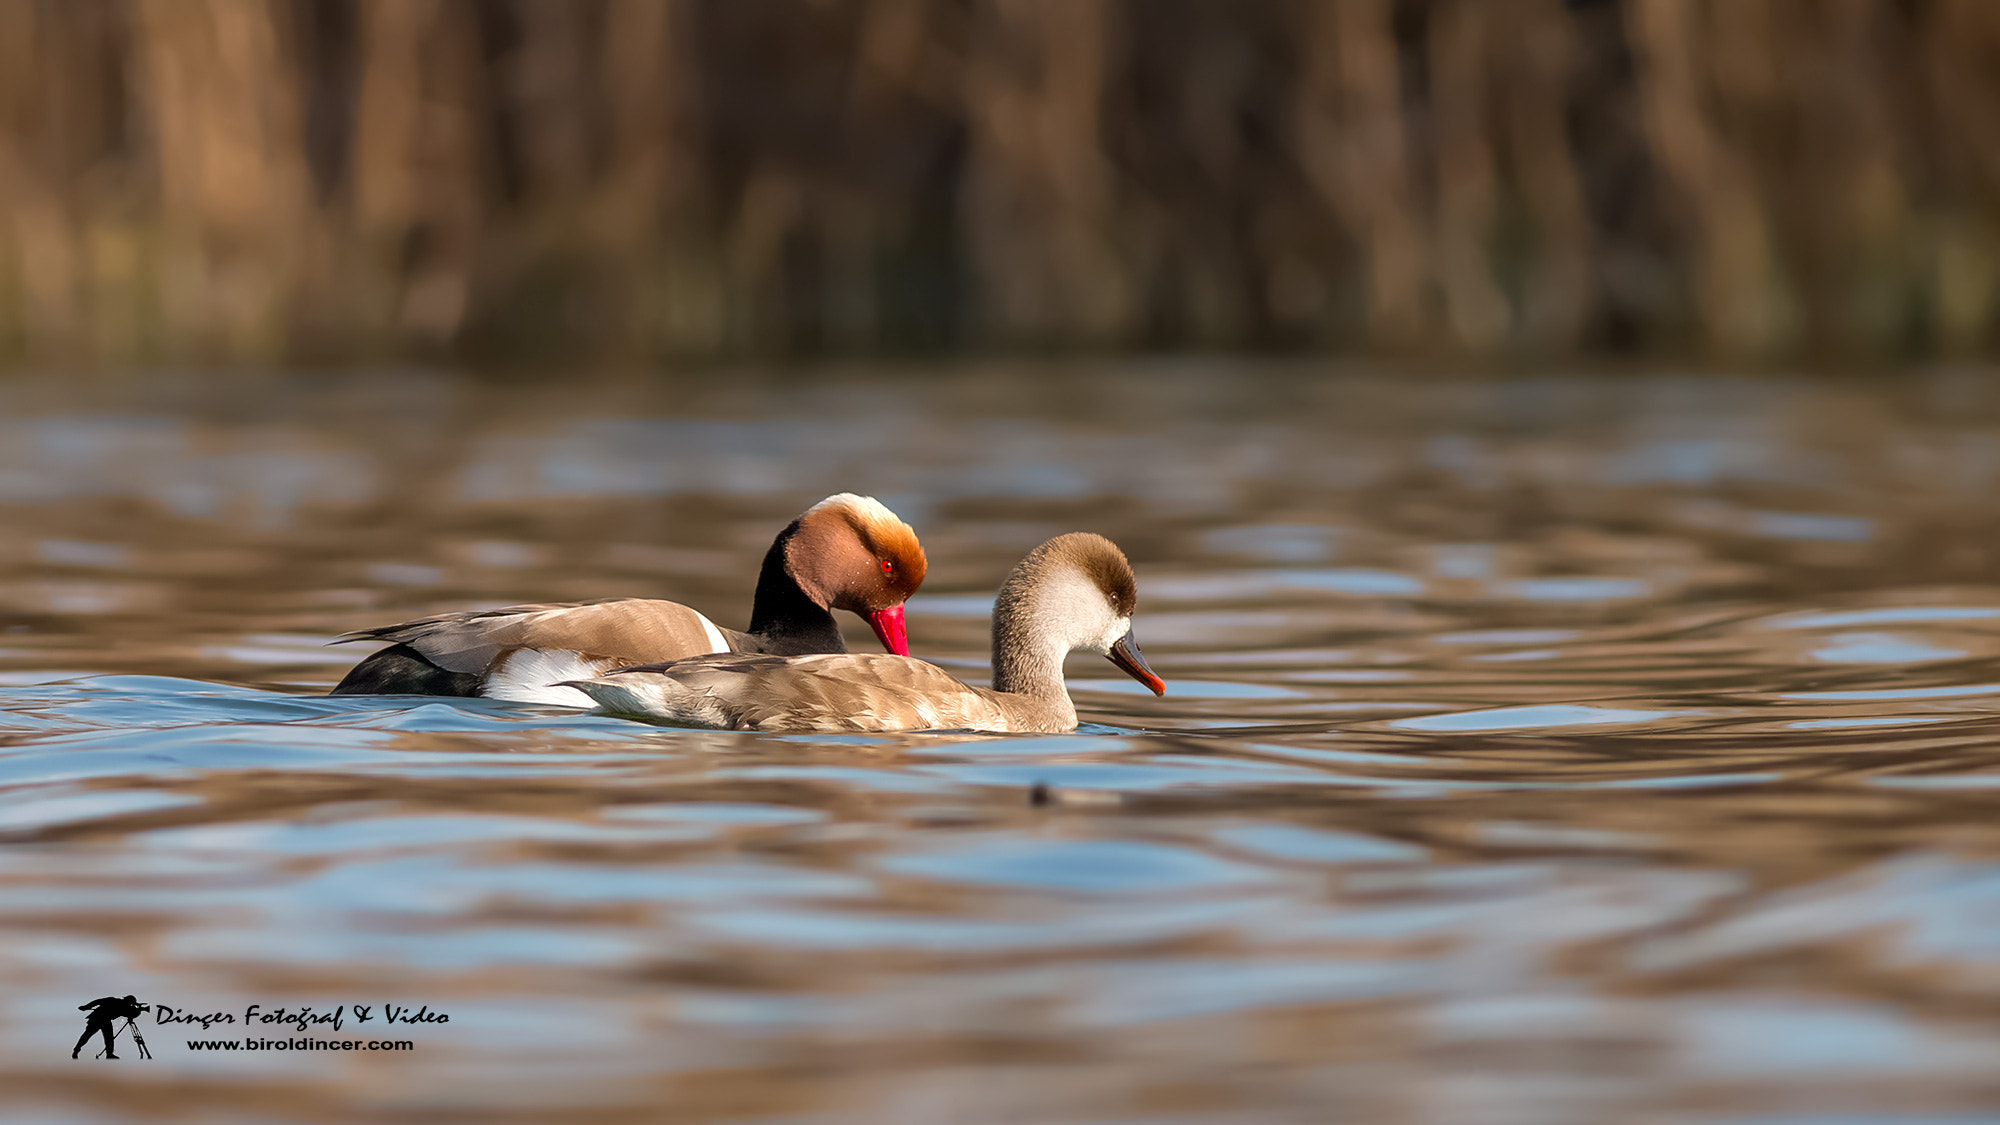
[746, 520, 847, 656]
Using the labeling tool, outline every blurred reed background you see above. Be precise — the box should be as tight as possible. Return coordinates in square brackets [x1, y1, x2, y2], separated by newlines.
[1, 0, 1996, 366]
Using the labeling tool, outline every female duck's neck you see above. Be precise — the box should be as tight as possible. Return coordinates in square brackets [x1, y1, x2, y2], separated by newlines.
[989, 600, 1067, 700]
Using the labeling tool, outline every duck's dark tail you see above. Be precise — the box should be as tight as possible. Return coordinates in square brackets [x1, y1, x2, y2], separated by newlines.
[331, 643, 481, 696]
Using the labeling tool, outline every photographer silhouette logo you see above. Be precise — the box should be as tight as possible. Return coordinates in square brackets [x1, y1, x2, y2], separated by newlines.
[72, 995, 152, 1060]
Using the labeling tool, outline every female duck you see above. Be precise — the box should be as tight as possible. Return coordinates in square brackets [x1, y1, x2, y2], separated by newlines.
[567, 532, 1165, 733]
[331, 493, 926, 706]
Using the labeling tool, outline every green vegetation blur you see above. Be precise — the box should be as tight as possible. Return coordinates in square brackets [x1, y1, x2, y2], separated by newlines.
[0, 0, 1991, 366]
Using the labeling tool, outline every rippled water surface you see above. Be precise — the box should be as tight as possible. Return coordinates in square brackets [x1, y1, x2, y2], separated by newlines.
[7, 366, 2000, 1122]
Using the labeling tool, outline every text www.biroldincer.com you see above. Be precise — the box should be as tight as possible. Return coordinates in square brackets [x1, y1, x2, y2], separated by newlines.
[186, 1038, 414, 1052]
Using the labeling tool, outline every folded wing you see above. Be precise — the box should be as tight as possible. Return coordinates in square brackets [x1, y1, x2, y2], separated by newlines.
[341, 598, 739, 674]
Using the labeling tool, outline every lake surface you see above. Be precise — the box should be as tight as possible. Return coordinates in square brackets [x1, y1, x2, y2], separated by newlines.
[5, 364, 2000, 1123]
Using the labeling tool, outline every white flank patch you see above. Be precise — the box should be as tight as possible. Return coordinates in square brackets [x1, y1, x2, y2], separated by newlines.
[484, 649, 605, 707]
[693, 609, 730, 654]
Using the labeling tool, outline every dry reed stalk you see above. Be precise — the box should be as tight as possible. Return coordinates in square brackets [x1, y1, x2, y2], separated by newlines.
[1631, 0, 1789, 356]
[961, 0, 1135, 346]
[1296, 0, 1429, 348]
[0, 1, 110, 359]
[1428, 0, 1509, 351]
[136, 0, 315, 360]
[1495, 0, 1591, 349]
[350, 0, 491, 347]
[1923, 0, 2000, 352]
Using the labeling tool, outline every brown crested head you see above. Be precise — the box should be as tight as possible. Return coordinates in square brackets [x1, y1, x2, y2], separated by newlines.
[785, 493, 927, 613]
[1035, 531, 1138, 616]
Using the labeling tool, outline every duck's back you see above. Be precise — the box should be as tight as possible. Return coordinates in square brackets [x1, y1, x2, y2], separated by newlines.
[333, 598, 743, 700]
[412, 599, 737, 661]
[579, 652, 1043, 733]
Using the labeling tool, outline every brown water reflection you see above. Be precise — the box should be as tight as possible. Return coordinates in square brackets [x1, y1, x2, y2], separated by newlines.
[5, 367, 2000, 1122]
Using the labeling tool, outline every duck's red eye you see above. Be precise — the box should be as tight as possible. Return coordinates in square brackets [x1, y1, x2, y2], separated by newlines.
[880, 559, 894, 574]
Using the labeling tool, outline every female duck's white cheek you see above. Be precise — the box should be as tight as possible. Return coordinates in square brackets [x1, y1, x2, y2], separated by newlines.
[1092, 616, 1133, 655]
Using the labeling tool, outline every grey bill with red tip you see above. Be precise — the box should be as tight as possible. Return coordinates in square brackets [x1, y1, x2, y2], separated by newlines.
[1107, 631, 1166, 696]
[866, 603, 910, 656]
